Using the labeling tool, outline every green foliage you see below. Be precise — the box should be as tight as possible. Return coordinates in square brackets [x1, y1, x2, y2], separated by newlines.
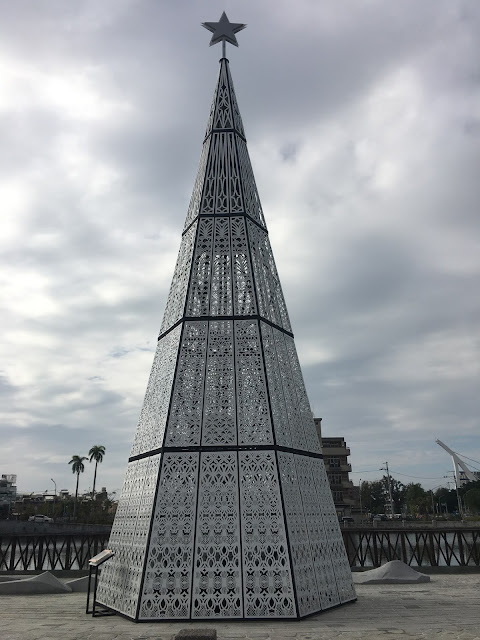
[88, 445, 105, 464]
[434, 487, 458, 513]
[464, 488, 480, 513]
[405, 482, 428, 515]
[69, 455, 88, 475]
[88, 445, 106, 500]
[360, 476, 406, 514]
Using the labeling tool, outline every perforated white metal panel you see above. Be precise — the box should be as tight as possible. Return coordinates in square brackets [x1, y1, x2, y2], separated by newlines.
[277, 452, 321, 616]
[192, 452, 242, 618]
[239, 451, 296, 618]
[130, 325, 182, 457]
[165, 321, 208, 446]
[202, 320, 236, 445]
[139, 452, 199, 620]
[97, 454, 161, 616]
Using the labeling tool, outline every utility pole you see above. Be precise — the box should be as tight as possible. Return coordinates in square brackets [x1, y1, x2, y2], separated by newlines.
[445, 473, 464, 519]
[359, 479, 363, 523]
[380, 462, 395, 517]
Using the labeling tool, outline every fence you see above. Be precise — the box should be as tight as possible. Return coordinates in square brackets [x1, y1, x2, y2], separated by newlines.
[343, 528, 480, 567]
[1, 528, 479, 572]
[0, 533, 110, 571]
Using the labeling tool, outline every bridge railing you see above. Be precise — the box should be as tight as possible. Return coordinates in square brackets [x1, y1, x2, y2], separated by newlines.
[0, 533, 110, 571]
[343, 528, 480, 567]
[1, 528, 479, 572]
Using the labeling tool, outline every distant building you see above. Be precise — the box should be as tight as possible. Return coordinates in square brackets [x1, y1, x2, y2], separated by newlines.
[314, 419, 356, 519]
[459, 470, 480, 487]
[0, 474, 17, 518]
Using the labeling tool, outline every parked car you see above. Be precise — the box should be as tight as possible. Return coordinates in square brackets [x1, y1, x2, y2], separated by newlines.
[28, 514, 53, 523]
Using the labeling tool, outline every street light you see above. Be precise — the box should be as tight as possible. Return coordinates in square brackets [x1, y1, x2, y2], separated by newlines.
[51, 479, 57, 499]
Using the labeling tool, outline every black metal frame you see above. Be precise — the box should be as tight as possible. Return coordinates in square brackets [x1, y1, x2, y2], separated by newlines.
[86, 552, 116, 617]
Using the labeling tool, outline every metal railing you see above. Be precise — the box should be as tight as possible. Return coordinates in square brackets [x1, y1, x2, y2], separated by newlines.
[343, 528, 480, 567]
[1, 528, 479, 572]
[0, 533, 110, 571]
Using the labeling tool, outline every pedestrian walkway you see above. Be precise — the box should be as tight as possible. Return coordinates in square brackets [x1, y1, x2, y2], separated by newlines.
[1, 573, 479, 640]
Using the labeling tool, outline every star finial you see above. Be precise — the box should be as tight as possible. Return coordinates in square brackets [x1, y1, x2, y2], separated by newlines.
[202, 11, 247, 57]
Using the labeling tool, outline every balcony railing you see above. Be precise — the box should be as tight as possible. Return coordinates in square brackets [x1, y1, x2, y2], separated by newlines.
[322, 447, 351, 456]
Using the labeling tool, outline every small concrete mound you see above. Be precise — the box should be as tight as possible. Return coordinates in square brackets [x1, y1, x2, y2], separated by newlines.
[353, 560, 430, 584]
[65, 575, 93, 592]
[0, 571, 72, 594]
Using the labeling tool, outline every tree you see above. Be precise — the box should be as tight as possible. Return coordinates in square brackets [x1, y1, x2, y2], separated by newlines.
[360, 480, 385, 514]
[386, 477, 407, 514]
[405, 483, 428, 515]
[88, 445, 106, 500]
[360, 477, 406, 516]
[464, 488, 480, 514]
[434, 487, 457, 514]
[69, 455, 88, 518]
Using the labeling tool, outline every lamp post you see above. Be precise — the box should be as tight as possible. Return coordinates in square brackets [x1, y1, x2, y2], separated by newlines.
[51, 478, 57, 497]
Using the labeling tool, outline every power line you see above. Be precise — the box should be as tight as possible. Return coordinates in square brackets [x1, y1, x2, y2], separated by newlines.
[451, 451, 480, 471]
[350, 470, 379, 474]
[389, 471, 446, 480]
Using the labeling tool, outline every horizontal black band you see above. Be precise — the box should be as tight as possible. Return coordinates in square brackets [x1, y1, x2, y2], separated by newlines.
[182, 211, 267, 237]
[158, 314, 294, 342]
[203, 127, 247, 144]
[129, 443, 323, 463]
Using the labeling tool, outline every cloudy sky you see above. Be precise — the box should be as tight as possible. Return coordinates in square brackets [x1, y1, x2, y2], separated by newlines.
[1, 0, 479, 496]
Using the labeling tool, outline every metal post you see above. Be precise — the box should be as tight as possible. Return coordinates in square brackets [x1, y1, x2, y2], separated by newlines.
[359, 479, 363, 523]
[380, 462, 395, 517]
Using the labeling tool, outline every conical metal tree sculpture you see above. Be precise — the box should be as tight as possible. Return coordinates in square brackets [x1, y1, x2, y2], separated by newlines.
[97, 14, 356, 621]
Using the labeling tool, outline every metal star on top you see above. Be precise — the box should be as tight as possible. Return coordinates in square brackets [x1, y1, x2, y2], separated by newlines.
[202, 11, 246, 48]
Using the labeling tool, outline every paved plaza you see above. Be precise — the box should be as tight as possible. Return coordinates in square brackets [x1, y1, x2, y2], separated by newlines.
[0, 572, 479, 640]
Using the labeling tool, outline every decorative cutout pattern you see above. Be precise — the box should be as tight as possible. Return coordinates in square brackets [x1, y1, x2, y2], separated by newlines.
[273, 327, 306, 450]
[311, 457, 356, 604]
[161, 222, 198, 333]
[260, 322, 292, 448]
[165, 321, 208, 446]
[210, 217, 233, 315]
[202, 320, 236, 445]
[192, 452, 242, 618]
[231, 216, 256, 315]
[277, 452, 321, 616]
[205, 60, 245, 138]
[237, 139, 266, 227]
[186, 218, 214, 316]
[235, 320, 273, 445]
[239, 451, 295, 618]
[140, 452, 199, 620]
[247, 221, 291, 331]
[130, 325, 181, 457]
[285, 336, 322, 454]
[201, 133, 243, 215]
[295, 455, 340, 610]
[97, 455, 161, 617]
[183, 142, 210, 231]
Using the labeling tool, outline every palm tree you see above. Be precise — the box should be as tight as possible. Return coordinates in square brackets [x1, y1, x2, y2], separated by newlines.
[69, 455, 88, 518]
[88, 445, 106, 501]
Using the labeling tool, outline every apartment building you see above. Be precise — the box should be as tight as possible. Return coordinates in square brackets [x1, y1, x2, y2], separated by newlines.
[314, 418, 356, 519]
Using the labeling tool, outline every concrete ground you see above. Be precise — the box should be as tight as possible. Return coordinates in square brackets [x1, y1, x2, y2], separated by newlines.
[0, 573, 479, 640]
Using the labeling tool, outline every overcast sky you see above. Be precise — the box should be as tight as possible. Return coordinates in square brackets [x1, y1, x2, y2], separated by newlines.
[1, 0, 479, 496]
